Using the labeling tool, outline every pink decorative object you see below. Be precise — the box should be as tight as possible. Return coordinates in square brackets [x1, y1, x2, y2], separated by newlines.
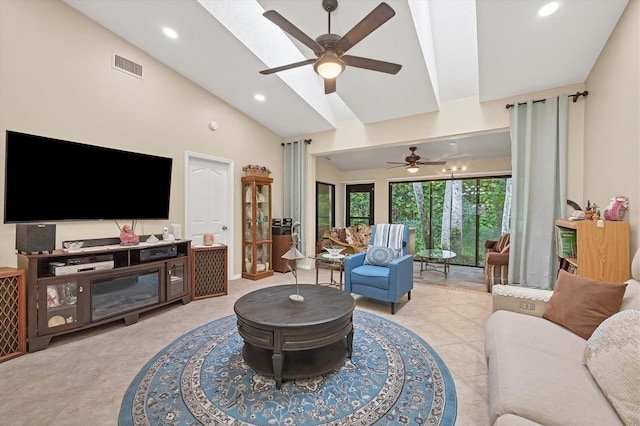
[604, 196, 629, 221]
[203, 233, 214, 246]
[120, 224, 140, 244]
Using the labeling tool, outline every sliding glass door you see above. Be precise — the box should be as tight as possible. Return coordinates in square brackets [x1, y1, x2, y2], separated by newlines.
[389, 176, 511, 267]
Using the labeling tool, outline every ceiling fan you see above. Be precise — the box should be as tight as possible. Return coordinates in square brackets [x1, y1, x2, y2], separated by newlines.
[387, 146, 446, 173]
[259, 0, 402, 94]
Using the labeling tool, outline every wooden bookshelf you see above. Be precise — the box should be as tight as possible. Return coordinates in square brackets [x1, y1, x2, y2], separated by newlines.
[555, 219, 630, 283]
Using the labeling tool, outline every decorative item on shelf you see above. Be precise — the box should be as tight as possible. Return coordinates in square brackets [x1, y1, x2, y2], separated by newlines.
[63, 241, 84, 252]
[604, 196, 629, 221]
[118, 223, 140, 245]
[47, 286, 60, 307]
[162, 227, 175, 241]
[281, 222, 305, 302]
[584, 200, 594, 221]
[203, 233, 214, 246]
[242, 164, 271, 177]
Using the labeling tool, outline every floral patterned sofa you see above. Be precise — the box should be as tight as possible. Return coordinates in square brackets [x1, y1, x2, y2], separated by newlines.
[322, 225, 373, 254]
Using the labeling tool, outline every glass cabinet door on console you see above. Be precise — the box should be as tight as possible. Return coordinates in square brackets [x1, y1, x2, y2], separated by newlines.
[242, 175, 273, 280]
[167, 258, 189, 300]
[37, 277, 86, 335]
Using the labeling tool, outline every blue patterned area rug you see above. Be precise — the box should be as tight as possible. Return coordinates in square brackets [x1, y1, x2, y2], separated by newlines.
[119, 310, 457, 425]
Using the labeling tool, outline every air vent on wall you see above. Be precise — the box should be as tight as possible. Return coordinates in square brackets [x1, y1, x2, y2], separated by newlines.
[113, 54, 143, 79]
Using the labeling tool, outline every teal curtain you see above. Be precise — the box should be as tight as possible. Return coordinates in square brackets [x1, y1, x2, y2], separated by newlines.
[509, 96, 568, 289]
[283, 140, 307, 255]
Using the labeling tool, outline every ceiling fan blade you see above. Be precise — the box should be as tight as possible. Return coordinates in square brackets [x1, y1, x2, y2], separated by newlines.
[386, 161, 408, 165]
[259, 58, 317, 75]
[263, 10, 324, 55]
[324, 77, 336, 94]
[417, 161, 447, 166]
[386, 164, 407, 169]
[334, 2, 396, 54]
[343, 55, 402, 74]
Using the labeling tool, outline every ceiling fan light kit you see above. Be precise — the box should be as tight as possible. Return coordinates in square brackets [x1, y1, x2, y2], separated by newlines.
[314, 53, 345, 79]
[260, 1, 402, 94]
[406, 165, 420, 173]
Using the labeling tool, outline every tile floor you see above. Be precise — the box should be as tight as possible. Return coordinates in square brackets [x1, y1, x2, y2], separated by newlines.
[0, 266, 492, 426]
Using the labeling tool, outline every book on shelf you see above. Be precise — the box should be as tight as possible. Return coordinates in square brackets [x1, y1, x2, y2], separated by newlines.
[554, 226, 577, 258]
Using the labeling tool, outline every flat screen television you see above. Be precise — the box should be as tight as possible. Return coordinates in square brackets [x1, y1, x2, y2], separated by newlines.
[4, 131, 173, 223]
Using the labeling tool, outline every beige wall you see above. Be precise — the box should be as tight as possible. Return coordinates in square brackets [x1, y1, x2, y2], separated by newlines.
[0, 0, 284, 273]
[585, 0, 639, 256]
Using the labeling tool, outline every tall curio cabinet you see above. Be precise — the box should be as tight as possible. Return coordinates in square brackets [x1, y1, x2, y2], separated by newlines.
[242, 175, 273, 280]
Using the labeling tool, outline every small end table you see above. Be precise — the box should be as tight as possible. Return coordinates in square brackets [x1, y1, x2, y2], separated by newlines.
[315, 253, 345, 289]
[417, 249, 457, 278]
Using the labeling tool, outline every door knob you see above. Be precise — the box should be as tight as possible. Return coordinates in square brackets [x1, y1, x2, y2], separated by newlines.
[222, 225, 228, 230]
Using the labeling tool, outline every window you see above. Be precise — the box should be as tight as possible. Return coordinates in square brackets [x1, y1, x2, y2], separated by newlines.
[315, 182, 335, 244]
[346, 183, 374, 226]
[389, 176, 511, 266]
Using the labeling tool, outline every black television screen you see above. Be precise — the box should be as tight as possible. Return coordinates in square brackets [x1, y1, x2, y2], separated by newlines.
[4, 131, 172, 223]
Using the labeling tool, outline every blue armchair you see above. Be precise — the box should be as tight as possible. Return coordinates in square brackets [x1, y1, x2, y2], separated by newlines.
[344, 224, 413, 314]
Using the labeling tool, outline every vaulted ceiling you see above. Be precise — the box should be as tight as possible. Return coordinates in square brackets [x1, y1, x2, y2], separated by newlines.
[64, 0, 628, 170]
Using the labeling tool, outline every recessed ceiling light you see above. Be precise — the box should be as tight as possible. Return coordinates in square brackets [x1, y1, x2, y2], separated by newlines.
[162, 27, 178, 39]
[254, 94, 266, 102]
[538, 2, 559, 17]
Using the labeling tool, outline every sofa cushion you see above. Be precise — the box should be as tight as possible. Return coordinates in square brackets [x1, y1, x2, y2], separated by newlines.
[494, 233, 510, 252]
[543, 270, 627, 339]
[364, 246, 396, 267]
[621, 279, 640, 311]
[494, 414, 542, 426]
[487, 343, 623, 425]
[584, 309, 640, 425]
[485, 310, 587, 363]
[632, 248, 640, 281]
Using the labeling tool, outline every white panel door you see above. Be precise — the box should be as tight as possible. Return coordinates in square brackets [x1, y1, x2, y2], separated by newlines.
[186, 154, 231, 250]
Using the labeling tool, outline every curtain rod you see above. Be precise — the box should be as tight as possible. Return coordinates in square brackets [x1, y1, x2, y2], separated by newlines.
[505, 91, 588, 109]
[281, 139, 312, 146]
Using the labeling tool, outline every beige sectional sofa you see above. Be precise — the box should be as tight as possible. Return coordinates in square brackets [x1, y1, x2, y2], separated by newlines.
[485, 250, 640, 425]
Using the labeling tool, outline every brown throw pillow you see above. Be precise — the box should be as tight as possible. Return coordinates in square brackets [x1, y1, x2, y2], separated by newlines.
[543, 270, 627, 339]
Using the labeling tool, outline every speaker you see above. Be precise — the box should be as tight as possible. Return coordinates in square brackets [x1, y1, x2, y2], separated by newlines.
[171, 224, 182, 240]
[191, 245, 227, 300]
[16, 224, 56, 254]
[0, 268, 26, 363]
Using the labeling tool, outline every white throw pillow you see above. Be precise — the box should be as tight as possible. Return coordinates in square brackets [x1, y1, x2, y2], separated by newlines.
[583, 309, 640, 425]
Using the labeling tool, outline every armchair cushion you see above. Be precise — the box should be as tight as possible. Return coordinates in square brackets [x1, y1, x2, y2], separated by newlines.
[494, 233, 511, 252]
[485, 233, 511, 291]
[364, 246, 397, 267]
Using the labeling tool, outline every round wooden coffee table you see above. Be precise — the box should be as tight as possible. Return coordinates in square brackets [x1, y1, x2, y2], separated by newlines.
[234, 284, 355, 389]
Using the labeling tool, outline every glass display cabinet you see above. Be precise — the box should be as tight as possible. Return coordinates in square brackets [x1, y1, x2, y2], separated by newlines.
[242, 175, 273, 280]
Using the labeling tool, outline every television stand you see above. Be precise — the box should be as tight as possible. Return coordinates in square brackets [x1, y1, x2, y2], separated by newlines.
[17, 239, 192, 352]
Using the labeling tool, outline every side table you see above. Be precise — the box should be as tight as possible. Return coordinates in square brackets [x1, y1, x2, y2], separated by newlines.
[315, 253, 345, 289]
[417, 249, 457, 278]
